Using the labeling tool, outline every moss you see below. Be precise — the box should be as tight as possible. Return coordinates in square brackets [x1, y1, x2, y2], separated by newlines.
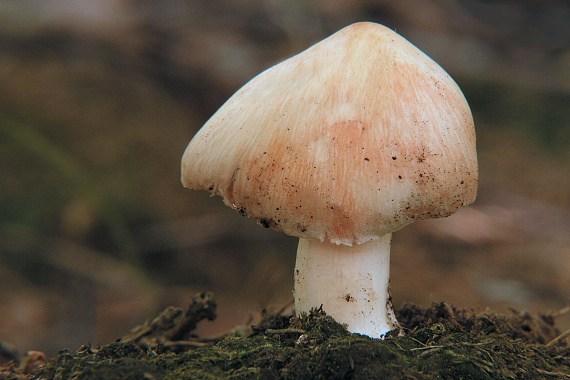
[33, 302, 570, 379]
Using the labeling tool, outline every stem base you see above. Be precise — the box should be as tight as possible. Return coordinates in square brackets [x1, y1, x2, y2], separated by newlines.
[294, 235, 398, 338]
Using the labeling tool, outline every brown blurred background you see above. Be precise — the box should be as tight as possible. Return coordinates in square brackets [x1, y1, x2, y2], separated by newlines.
[0, 0, 568, 358]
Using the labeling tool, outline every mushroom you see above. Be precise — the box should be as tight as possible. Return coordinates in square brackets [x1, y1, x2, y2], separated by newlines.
[181, 22, 478, 338]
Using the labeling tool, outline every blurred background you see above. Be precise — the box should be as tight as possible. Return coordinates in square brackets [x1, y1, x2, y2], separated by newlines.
[0, 0, 568, 358]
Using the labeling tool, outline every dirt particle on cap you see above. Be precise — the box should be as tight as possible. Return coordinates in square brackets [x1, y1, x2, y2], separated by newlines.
[259, 217, 276, 228]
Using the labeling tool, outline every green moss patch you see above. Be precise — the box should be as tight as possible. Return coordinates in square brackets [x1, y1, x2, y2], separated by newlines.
[31, 298, 570, 379]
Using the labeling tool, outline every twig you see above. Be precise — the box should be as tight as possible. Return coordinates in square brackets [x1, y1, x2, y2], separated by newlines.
[406, 336, 427, 347]
[546, 328, 570, 347]
[410, 345, 443, 352]
[550, 306, 570, 319]
[265, 328, 305, 335]
[536, 369, 570, 378]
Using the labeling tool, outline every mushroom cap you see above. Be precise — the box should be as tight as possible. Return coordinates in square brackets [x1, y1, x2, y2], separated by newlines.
[182, 22, 478, 245]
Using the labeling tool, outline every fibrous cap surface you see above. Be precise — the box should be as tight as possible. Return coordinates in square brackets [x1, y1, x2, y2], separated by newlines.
[182, 22, 478, 245]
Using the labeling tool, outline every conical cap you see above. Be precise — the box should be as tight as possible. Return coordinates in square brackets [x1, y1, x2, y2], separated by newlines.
[182, 22, 478, 245]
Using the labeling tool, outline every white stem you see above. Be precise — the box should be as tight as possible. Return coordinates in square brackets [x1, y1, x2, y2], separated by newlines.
[294, 234, 398, 338]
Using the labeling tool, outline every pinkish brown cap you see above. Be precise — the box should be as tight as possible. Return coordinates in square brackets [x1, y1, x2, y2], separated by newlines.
[182, 22, 478, 245]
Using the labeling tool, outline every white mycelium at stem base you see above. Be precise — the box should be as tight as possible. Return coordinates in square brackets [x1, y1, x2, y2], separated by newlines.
[294, 234, 399, 338]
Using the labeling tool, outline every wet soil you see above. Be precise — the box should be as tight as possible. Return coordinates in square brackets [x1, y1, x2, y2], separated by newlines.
[2, 292, 568, 379]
